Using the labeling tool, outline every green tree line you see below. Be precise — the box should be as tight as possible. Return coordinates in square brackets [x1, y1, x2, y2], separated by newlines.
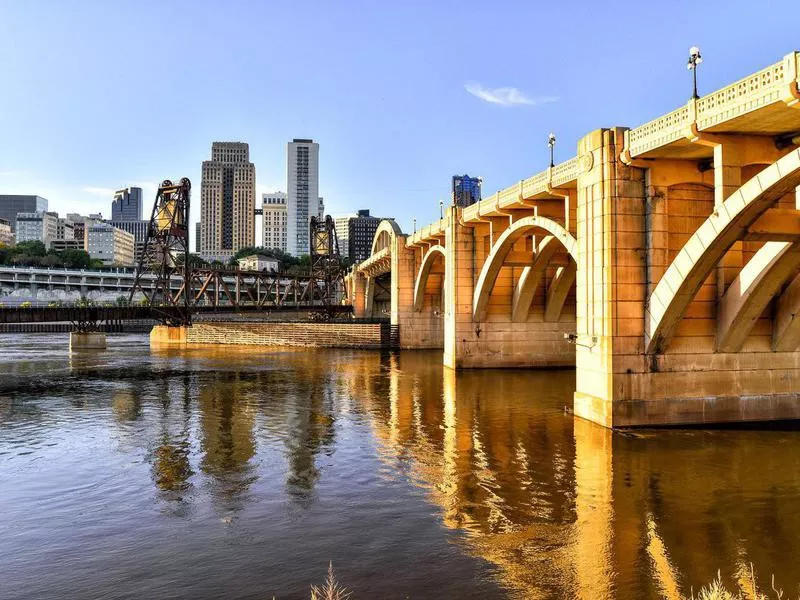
[0, 241, 103, 269]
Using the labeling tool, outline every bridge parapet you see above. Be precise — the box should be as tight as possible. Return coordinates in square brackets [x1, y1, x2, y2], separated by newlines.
[626, 51, 799, 159]
[462, 158, 579, 224]
[406, 220, 446, 247]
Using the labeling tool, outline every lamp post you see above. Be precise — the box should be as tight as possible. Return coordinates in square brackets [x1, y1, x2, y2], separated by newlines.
[439, 199, 444, 220]
[687, 46, 702, 100]
[413, 218, 417, 234]
[548, 132, 556, 168]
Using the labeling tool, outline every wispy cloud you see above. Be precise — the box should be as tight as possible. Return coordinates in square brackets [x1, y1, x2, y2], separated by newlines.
[83, 186, 116, 197]
[465, 83, 558, 107]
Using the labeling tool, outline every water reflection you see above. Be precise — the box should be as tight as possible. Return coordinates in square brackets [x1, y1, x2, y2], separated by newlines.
[346, 352, 800, 599]
[2, 337, 800, 599]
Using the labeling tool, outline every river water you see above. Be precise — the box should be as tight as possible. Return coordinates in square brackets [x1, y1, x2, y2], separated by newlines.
[1, 334, 799, 599]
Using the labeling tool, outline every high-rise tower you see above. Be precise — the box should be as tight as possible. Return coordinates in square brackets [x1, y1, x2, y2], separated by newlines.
[286, 138, 319, 256]
[200, 142, 256, 261]
[111, 187, 143, 220]
[262, 192, 288, 251]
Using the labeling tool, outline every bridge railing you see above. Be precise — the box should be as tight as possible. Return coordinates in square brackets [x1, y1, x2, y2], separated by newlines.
[626, 51, 799, 157]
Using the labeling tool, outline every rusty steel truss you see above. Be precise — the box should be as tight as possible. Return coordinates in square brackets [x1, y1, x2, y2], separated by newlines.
[308, 215, 346, 308]
[129, 178, 192, 325]
[125, 178, 349, 326]
[174, 268, 318, 309]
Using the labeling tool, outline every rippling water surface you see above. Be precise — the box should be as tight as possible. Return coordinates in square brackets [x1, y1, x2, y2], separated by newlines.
[2, 334, 800, 599]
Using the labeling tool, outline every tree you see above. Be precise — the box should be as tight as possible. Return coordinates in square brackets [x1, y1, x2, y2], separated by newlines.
[40, 254, 63, 268]
[12, 240, 46, 257]
[59, 249, 92, 269]
[11, 253, 40, 266]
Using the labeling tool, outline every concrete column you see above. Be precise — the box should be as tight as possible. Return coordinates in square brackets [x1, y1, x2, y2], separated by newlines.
[443, 206, 475, 368]
[150, 325, 189, 347]
[364, 277, 375, 317]
[574, 128, 646, 427]
[352, 273, 367, 318]
[714, 141, 744, 298]
[69, 332, 107, 350]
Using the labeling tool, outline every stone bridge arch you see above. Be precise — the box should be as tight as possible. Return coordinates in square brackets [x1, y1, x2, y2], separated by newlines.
[413, 245, 446, 312]
[370, 219, 403, 255]
[646, 148, 800, 354]
[472, 215, 578, 322]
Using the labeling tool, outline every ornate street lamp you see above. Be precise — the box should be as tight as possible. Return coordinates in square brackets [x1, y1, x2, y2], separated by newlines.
[413, 218, 417, 234]
[548, 133, 556, 168]
[439, 199, 444, 219]
[687, 46, 703, 99]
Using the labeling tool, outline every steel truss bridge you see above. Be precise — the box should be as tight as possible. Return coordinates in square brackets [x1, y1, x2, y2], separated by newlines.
[0, 266, 352, 330]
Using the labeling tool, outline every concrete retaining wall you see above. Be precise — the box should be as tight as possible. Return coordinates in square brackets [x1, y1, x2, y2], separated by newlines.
[153, 321, 392, 349]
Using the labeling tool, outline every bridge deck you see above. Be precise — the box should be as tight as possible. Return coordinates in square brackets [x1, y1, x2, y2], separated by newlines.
[0, 304, 353, 324]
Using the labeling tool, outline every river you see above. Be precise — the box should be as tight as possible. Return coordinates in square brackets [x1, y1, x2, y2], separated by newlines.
[1, 334, 799, 599]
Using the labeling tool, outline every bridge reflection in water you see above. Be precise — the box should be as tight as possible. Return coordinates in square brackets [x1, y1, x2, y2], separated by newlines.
[335, 351, 800, 599]
[4, 339, 800, 598]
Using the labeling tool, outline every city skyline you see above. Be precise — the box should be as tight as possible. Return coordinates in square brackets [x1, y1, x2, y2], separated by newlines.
[2, 2, 797, 238]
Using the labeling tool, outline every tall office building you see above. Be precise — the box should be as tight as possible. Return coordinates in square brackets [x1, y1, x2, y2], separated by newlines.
[317, 197, 325, 220]
[452, 175, 482, 207]
[107, 219, 149, 262]
[15, 211, 59, 247]
[334, 210, 391, 263]
[86, 223, 135, 266]
[195, 223, 201, 253]
[56, 217, 75, 242]
[65, 213, 102, 249]
[0, 195, 48, 232]
[200, 141, 256, 262]
[286, 139, 319, 256]
[262, 192, 288, 251]
[111, 187, 143, 220]
[334, 215, 351, 259]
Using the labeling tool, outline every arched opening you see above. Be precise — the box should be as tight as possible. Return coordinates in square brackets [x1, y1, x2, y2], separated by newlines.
[473, 216, 577, 322]
[413, 246, 445, 313]
[646, 149, 800, 354]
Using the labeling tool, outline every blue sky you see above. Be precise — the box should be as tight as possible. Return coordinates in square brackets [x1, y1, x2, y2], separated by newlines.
[0, 0, 797, 239]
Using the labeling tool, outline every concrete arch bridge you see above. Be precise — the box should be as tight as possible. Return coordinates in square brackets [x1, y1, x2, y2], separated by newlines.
[346, 51, 800, 428]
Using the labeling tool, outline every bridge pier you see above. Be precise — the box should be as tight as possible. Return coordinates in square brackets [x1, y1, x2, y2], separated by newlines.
[442, 206, 576, 369]
[574, 128, 800, 427]
[69, 331, 107, 350]
[150, 325, 189, 347]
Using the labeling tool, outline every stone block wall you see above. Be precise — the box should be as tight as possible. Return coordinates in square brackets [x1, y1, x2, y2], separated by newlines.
[172, 321, 389, 349]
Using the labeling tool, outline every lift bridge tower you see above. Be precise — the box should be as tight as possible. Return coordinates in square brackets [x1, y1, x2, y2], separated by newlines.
[129, 178, 192, 325]
[308, 215, 346, 310]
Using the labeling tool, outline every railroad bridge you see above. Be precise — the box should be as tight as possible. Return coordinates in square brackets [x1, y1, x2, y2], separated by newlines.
[347, 51, 800, 428]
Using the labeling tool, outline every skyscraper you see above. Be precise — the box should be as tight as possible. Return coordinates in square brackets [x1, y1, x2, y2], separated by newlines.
[286, 139, 319, 256]
[111, 187, 143, 220]
[334, 210, 391, 264]
[200, 142, 256, 262]
[262, 192, 288, 251]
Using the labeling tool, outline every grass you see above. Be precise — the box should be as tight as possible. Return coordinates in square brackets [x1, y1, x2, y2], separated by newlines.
[310, 562, 352, 600]
[687, 566, 795, 600]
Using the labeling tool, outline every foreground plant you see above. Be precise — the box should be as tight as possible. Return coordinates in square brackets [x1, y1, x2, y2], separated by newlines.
[687, 566, 795, 600]
[310, 562, 352, 600]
